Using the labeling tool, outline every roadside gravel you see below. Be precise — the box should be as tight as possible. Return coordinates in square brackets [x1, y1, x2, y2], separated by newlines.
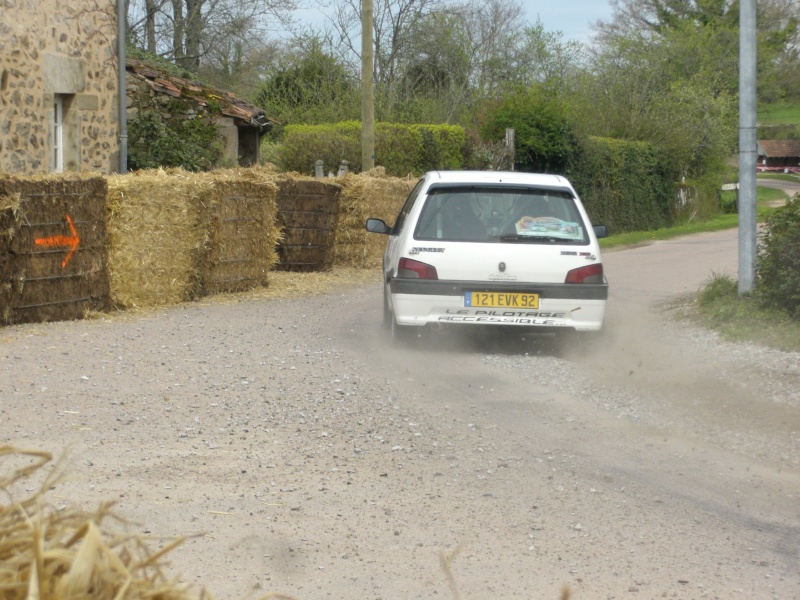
[2, 269, 799, 599]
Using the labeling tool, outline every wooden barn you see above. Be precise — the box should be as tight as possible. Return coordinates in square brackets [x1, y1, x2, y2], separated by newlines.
[757, 140, 800, 170]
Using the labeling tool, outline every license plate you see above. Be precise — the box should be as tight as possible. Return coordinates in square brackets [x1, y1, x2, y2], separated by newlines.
[465, 292, 539, 309]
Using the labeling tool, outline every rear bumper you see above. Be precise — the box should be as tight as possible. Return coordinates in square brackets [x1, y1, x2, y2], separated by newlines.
[389, 278, 608, 332]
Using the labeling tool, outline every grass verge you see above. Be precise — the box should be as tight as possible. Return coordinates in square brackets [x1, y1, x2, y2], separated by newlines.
[599, 186, 785, 251]
[690, 274, 800, 353]
[600, 184, 798, 353]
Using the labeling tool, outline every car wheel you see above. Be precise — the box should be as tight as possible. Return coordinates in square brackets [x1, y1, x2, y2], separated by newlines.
[383, 286, 392, 330]
[391, 316, 423, 343]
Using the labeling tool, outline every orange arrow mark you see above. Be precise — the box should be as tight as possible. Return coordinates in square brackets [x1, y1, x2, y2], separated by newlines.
[35, 213, 80, 268]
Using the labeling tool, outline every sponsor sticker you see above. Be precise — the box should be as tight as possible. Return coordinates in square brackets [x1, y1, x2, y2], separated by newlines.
[409, 247, 445, 255]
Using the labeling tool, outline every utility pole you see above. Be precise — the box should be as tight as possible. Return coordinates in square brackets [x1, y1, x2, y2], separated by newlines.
[738, 0, 757, 294]
[117, 0, 128, 173]
[361, 0, 375, 172]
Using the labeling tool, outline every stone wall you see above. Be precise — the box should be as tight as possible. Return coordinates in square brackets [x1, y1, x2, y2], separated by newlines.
[0, 0, 119, 175]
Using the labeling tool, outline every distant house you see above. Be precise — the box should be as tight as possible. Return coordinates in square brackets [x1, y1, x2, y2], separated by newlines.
[0, 0, 275, 176]
[757, 140, 800, 171]
[126, 58, 276, 167]
[0, 0, 120, 175]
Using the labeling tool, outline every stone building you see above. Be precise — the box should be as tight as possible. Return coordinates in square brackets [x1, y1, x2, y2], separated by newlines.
[0, 0, 121, 175]
[126, 57, 275, 168]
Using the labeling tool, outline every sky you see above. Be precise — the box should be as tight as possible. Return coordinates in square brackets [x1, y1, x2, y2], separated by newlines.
[290, 1, 616, 45]
[521, 1, 615, 43]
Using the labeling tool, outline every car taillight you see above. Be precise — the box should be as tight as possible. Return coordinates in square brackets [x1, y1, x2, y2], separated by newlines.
[565, 263, 604, 284]
[398, 257, 438, 279]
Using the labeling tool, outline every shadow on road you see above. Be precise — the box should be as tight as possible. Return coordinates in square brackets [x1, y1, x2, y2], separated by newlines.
[384, 324, 605, 358]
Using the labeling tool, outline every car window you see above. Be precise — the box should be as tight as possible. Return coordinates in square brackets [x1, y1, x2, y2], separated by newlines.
[391, 178, 425, 235]
[414, 186, 589, 244]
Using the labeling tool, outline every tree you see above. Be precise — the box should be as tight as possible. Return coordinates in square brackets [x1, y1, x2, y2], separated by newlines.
[516, 20, 585, 93]
[320, 0, 584, 124]
[127, 0, 297, 72]
[570, 23, 737, 181]
[254, 37, 360, 127]
[479, 85, 579, 173]
[592, 0, 800, 100]
[391, 10, 473, 122]
[457, 0, 526, 97]
[198, 37, 282, 98]
[323, 0, 445, 87]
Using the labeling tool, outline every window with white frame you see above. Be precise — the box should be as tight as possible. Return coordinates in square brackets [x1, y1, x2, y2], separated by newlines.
[52, 96, 64, 172]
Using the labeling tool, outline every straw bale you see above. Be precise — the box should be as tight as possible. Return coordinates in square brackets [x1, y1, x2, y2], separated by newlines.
[279, 211, 334, 230]
[332, 171, 418, 269]
[0, 174, 110, 325]
[0, 445, 205, 600]
[107, 167, 281, 305]
[192, 169, 280, 295]
[107, 169, 208, 308]
[274, 175, 341, 272]
[276, 245, 333, 273]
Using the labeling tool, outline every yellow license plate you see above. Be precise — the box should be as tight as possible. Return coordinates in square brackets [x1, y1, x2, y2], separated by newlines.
[465, 292, 539, 309]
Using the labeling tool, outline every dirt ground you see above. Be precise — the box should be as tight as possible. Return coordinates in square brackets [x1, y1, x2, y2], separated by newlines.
[1, 229, 799, 600]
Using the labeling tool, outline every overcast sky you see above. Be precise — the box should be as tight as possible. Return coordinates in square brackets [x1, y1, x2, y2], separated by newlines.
[522, 1, 614, 43]
[289, 1, 615, 44]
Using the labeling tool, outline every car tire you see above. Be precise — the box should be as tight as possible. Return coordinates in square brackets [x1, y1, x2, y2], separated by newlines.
[391, 316, 423, 344]
[383, 286, 392, 330]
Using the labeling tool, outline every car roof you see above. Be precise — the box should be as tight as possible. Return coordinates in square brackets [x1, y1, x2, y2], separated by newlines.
[424, 170, 574, 190]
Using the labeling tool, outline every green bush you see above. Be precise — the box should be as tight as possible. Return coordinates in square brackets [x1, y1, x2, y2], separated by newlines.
[479, 87, 578, 174]
[277, 122, 465, 176]
[565, 137, 676, 233]
[376, 124, 424, 175]
[277, 121, 362, 175]
[719, 190, 738, 214]
[254, 42, 360, 128]
[756, 196, 800, 318]
[128, 109, 222, 172]
[414, 125, 466, 171]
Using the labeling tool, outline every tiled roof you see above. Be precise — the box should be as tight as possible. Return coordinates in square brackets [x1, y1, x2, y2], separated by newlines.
[126, 57, 277, 131]
[757, 140, 800, 158]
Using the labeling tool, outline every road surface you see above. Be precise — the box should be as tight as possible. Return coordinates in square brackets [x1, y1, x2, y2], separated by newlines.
[1, 228, 798, 599]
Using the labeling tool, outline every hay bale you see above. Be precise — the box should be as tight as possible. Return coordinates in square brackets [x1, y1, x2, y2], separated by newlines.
[0, 446, 204, 600]
[193, 168, 280, 294]
[274, 175, 342, 273]
[333, 169, 418, 269]
[0, 174, 110, 325]
[107, 169, 208, 309]
[107, 167, 281, 307]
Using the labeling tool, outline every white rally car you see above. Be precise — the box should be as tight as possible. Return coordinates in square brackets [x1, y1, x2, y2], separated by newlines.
[365, 171, 608, 340]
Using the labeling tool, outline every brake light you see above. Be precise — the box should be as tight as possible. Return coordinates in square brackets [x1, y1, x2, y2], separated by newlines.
[398, 257, 438, 279]
[565, 263, 604, 284]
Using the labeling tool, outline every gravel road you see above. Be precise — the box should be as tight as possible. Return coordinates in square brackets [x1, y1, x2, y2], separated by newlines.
[2, 229, 799, 600]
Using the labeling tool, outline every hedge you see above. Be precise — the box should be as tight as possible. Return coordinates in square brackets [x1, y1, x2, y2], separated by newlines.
[277, 126, 683, 234]
[566, 136, 677, 233]
[757, 196, 800, 318]
[277, 121, 465, 176]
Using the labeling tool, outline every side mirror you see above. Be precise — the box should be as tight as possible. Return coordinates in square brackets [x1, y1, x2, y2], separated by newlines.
[593, 224, 608, 239]
[365, 218, 392, 235]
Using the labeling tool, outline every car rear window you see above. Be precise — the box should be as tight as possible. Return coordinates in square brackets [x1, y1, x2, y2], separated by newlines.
[414, 186, 590, 244]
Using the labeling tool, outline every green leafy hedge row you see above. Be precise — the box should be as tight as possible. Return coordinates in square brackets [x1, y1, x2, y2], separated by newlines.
[277, 121, 465, 176]
[278, 123, 683, 235]
[566, 137, 677, 233]
[757, 196, 800, 317]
